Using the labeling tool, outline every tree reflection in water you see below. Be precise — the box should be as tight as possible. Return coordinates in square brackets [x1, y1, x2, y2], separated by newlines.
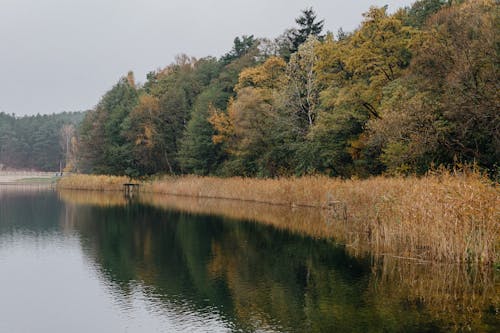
[55, 189, 498, 332]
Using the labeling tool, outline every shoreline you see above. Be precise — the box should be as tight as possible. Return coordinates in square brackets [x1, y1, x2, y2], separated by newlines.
[57, 173, 499, 264]
[0, 172, 57, 185]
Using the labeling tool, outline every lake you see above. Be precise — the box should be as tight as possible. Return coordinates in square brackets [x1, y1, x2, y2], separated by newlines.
[0, 187, 498, 332]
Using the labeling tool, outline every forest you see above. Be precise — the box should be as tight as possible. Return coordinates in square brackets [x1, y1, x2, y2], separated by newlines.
[0, 112, 84, 171]
[3, 0, 499, 178]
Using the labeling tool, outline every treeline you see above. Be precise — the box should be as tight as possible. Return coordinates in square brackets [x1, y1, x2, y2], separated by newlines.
[78, 0, 499, 178]
[0, 112, 85, 171]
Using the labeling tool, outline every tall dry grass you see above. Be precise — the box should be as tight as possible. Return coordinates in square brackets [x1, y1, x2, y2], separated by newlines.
[57, 188, 498, 331]
[57, 172, 499, 263]
[370, 257, 499, 331]
[58, 174, 129, 191]
[58, 189, 129, 207]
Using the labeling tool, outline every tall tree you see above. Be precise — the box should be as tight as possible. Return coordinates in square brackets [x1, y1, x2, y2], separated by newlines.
[178, 86, 228, 175]
[78, 75, 138, 174]
[221, 35, 257, 64]
[178, 37, 260, 175]
[291, 8, 325, 53]
[367, 0, 499, 174]
[404, 0, 449, 27]
[209, 57, 287, 176]
[137, 56, 219, 175]
[124, 94, 163, 175]
[60, 123, 76, 171]
[284, 36, 322, 134]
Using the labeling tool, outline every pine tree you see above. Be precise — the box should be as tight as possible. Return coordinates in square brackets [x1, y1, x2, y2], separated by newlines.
[291, 8, 324, 53]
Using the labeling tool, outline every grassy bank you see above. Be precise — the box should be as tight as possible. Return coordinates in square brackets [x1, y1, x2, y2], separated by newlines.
[57, 172, 499, 264]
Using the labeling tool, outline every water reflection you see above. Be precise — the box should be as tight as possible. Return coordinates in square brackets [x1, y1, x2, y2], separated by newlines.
[73, 205, 373, 332]
[58, 189, 500, 332]
[0, 187, 498, 332]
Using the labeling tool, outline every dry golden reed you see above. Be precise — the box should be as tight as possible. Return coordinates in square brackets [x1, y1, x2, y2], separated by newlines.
[58, 172, 499, 263]
[58, 174, 129, 191]
[369, 257, 499, 331]
[58, 189, 128, 207]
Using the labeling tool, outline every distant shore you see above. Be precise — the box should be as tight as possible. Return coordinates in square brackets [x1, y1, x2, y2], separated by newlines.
[0, 171, 58, 185]
[57, 172, 499, 265]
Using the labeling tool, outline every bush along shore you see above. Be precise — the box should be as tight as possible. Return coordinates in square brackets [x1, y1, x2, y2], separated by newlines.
[58, 171, 499, 265]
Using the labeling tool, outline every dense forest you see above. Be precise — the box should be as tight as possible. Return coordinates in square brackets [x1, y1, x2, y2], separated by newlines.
[0, 112, 85, 171]
[5, 0, 499, 177]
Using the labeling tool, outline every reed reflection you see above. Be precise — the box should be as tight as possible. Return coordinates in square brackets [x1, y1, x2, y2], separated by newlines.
[58, 190, 499, 332]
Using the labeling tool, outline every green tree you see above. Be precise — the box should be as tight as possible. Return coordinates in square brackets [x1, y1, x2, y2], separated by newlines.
[0, 112, 84, 171]
[404, 0, 449, 27]
[291, 8, 325, 53]
[79, 75, 138, 174]
[178, 85, 228, 175]
[123, 94, 163, 175]
[209, 57, 287, 176]
[135, 56, 219, 175]
[309, 7, 415, 175]
[221, 35, 257, 64]
[370, 0, 499, 173]
[178, 37, 260, 175]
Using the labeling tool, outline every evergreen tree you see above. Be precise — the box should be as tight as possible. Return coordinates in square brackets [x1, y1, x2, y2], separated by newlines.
[78, 76, 138, 175]
[0, 112, 84, 171]
[291, 8, 324, 53]
[405, 0, 449, 27]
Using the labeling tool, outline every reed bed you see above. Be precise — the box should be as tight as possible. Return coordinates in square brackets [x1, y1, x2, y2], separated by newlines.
[370, 257, 499, 331]
[57, 189, 498, 331]
[57, 172, 499, 264]
[58, 189, 129, 207]
[58, 174, 129, 191]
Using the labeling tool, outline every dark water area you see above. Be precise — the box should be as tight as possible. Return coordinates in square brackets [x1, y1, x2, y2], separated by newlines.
[0, 188, 498, 332]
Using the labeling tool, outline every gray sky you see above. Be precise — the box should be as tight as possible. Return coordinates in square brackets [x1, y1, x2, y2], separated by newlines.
[0, 0, 414, 116]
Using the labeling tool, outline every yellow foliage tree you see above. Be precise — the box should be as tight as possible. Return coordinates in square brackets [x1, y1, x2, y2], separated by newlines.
[235, 56, 286, 92]
[209, 57, 286, 174]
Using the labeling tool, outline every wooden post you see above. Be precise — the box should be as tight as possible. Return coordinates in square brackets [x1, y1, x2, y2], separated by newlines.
[123, 183, 140, 197]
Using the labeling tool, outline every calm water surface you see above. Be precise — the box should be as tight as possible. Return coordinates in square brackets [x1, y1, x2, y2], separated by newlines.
[0, 188, 498, 332]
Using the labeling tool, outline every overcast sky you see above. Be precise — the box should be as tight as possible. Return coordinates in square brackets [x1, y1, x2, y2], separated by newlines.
[0, 0, 414, 116]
